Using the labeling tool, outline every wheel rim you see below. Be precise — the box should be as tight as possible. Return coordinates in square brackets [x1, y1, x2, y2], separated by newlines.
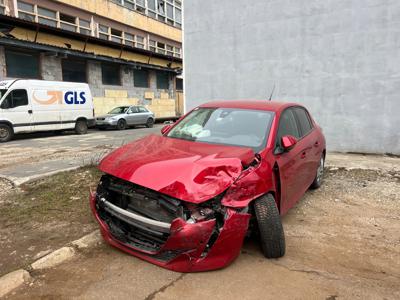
[118, 120, 125, 129]
[0, 127, 9, 139]
[147, 119, 154, 126]
[316, 156, 324, 183]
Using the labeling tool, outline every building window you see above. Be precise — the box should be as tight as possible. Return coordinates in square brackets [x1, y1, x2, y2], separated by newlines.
[156, 71, 169, 89]
[99, 24, 109, 40]
[174, 47, 181, 58]
[62, 59, 87, 83]
[157, 42, 165, 54]
[79, 19, 91, 35]
[37, 7, 57, 27]
[124, 32, 134, 47]
[136, 36, 145, 49]
[17, 1, 35, 22]
[134, 69, 149, 88]
[102, 63, 120, 85]
[176, 78, 183, 91]
[60, 13, 76, 32]
[5, 49, 40, 79]
[124, 0, 134, 10]
[0, 0, 5, 15]
[111, 28, 123, 44]
[149, 40, 156, 52]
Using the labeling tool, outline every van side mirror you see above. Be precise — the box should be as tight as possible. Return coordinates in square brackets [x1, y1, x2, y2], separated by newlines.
[161, 124, 172, 135]
[281, 135, 297, 151]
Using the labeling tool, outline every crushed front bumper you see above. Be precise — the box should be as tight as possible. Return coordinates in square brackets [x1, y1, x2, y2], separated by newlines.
[90, 192, 250, 272]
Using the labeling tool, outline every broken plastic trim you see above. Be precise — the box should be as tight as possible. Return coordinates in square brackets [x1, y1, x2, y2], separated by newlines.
[99, 197, 171, 233]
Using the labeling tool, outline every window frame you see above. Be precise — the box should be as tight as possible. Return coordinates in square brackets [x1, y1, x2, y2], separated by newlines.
[292, 106, 314, 138]
[61, 58, 87, 83]
[133, 68, 150, 88]
[274, 107, 301, 154]
[0, 89, 29, 109]
[101, 63, 121, 86]
[5, 48, 41, 79]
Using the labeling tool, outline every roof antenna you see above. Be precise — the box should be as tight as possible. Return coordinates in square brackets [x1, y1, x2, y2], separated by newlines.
[268, 84, 275, 101]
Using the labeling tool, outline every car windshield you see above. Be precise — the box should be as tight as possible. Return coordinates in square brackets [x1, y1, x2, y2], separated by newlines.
[108, 106, 129, 114]
[167, 107, 274, 152]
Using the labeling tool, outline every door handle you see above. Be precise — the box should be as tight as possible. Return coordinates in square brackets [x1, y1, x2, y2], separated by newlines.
[28, 110, 33, 114]
[301, 151, 306, 159]
[314, 141, 319, 147]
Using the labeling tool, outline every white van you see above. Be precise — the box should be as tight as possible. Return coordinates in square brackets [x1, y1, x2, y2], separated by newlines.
[0, 79, 95, 142]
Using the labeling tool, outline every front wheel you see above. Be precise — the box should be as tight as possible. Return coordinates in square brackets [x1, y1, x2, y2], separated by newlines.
[75, 120, 88, 135]
[310, 155, 325, 189]
[254, 194, 285, 259]
[0, 124, 13, 142]
[117, 119, 127, 130]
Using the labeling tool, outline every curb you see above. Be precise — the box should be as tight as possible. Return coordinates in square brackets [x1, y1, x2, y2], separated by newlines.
[0, 230, 102, 297]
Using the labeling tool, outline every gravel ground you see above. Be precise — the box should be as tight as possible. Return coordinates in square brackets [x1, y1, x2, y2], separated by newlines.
[4, 166, 400, 300]
[0, 177, 14, 201]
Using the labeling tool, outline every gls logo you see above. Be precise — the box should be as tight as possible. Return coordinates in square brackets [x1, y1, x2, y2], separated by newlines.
[33, 90, 86, 105]
[64, 91, 86, 105]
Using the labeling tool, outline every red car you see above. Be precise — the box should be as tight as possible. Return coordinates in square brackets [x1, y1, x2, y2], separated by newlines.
[90, 101, 326, 272]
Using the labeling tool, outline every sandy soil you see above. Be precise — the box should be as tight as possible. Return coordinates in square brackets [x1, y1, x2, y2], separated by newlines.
[4, 166, 400, 299]
[0, 167, 101, 277]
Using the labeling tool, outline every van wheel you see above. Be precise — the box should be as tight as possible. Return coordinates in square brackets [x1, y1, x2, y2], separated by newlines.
[254, 194, 285, 258]
[146, 118, 154, 128]
[117, 119, 127, 130]
[0, 124, 14, 142]
[75, 120, 88, 135]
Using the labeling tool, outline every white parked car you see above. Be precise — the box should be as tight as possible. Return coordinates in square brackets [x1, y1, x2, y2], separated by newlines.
[0, 79, 95, 142]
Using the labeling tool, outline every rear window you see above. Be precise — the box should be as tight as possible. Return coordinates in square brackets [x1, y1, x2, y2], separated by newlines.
[293, 107, 313, 137]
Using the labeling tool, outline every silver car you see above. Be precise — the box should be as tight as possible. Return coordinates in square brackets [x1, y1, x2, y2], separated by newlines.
[96, 106, 155, 130]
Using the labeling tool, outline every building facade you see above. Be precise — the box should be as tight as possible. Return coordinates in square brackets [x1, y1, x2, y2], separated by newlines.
[184, 0, 400, 154]
[0, 0, 183, 118]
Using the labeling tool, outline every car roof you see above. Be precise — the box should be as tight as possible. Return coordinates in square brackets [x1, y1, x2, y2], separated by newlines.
[199, 100, 301, 113]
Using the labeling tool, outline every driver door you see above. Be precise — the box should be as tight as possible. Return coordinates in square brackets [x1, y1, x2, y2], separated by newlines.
[125, 106, 139, 125]
[274, 108, 305, 215]
[0, 88, 33, 132]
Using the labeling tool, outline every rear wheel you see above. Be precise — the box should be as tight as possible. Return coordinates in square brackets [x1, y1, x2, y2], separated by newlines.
[117, 119, 127, 130]
[75, 120, 88, 135]
[254, 194, 285, 258]
[0, 124, 13, 142]
[146, 118, 154, 128]
[310, 155, 325, 189]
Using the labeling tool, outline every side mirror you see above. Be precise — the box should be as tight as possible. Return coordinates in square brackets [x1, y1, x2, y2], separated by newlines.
[281, 135, 297, 151]
[161, 124, 172, 135]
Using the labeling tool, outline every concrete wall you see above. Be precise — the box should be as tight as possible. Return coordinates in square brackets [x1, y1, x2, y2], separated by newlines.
[184, 0, 400, 154]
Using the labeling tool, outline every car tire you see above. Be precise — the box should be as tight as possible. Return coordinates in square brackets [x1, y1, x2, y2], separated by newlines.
[0, 124, 14, 143]
[146, 118, 154, 128]
[75, 119, 88, 135]
[117, 119, 127, 130]
[254, 194, 285, 259]
[310, 154, 325, 189]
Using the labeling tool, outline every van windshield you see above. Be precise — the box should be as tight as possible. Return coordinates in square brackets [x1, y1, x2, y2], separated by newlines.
[0, 89, 6, 100]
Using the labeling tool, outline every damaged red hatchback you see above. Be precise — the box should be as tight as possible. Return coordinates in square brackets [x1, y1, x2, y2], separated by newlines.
[90, 101, 326, 272]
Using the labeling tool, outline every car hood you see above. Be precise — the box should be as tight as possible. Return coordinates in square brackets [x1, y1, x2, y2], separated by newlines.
[99, 134, 255, 203]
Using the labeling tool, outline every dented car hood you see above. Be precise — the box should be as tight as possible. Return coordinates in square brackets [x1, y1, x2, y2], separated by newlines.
[99, 134, 255, 203]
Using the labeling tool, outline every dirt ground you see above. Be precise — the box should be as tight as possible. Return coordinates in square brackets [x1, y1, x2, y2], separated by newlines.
[0, 167, 102, 277]
[4, 166, 400, 299]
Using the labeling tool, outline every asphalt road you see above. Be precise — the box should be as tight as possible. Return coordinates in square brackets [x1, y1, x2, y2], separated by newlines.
[0, 126, 161, 184]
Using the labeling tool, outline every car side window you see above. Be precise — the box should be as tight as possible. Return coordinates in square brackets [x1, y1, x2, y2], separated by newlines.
[0, 89, 28, 109]
[138, 106, 148, 113]
[128, 107, 139, 114]
[276, 109, 301, 150]
[293, 107, 313, 137]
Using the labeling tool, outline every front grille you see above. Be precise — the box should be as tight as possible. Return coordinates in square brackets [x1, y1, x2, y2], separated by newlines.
[96, 175, 187, 252]
[96, 118, 105, 121]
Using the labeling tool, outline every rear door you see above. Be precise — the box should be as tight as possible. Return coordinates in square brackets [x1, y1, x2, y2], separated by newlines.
[274, 108, 305, 214]
[292, 107, 320, 187]
[125, 106, 139, 125]
[0, 88, 33, 132]
[137, 106, 151, 124]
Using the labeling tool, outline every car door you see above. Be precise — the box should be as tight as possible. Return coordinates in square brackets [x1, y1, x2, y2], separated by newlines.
[137, 106, 150, 124]
[292, 107, 319, 188]
[0, 88, 34, 132]
[274, 108, 307, 215]
[125, 106, 140, 125]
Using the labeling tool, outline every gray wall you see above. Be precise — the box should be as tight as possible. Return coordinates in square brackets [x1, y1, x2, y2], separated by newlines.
[184, 0, 400, 154]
